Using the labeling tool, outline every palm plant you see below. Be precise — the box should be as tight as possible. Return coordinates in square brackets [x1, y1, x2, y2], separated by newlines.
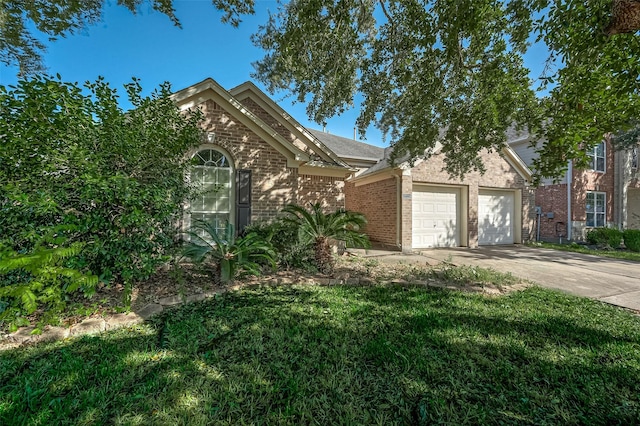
[282, 203, 370, 274]
[183, 221, 276, 283]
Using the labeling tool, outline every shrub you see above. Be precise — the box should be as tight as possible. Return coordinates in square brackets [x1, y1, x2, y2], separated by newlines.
[585, 228, 623, 249]
[0, 227, 98, 331]
[623, 229, 640, 252]
[183, 222, 276, 283]
[282, 203, 370, 274]
[243, 220, 316, 270]
[0, 76, 203, 291]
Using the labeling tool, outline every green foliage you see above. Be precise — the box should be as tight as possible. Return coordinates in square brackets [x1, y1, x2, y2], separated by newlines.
[1, 0, 255, 75]
[183, 221, 276, 283]
[253, 0, 640, 180]
[243, 220, 316, 270]
[0, 76, 203, 288]
[0, 227, 98, 331]
[281, 203, 370, 274]
[585, 227, 623, 249]
[623, 229, 640, 252]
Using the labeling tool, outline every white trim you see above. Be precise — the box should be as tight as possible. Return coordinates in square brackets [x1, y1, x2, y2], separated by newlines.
[184, 145, 236, 239]
[588, 141, 606, 173]
[585, 191, 606, 227]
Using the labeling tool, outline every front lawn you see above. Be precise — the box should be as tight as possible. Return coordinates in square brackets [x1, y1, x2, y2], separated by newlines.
[2, 284, 639, 425]
[531, 241, 640, 262]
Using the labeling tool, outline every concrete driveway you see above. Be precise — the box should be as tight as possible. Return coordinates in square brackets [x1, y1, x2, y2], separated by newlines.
[416, 246, 640, 312]
[350, 245, 640, 311]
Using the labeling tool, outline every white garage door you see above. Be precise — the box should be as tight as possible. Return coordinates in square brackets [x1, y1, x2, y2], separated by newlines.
[478, 190, 514, 245]
[412, 186, 459, 248]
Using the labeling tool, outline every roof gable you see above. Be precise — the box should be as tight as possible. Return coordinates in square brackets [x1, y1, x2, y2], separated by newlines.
[171, 78, 310, 168]
[229, 81, 352, 169]
[354, 144, 532, 183]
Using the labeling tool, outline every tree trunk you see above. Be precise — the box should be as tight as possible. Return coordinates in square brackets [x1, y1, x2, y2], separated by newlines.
[314, 236, 334, 275]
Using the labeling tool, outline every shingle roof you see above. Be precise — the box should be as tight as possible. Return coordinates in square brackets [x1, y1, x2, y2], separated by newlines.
[308, 129, 385, 161]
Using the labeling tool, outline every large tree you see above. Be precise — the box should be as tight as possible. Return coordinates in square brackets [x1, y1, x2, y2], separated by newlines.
[252, 0, 640, 180]
[4, 1, 640, 180]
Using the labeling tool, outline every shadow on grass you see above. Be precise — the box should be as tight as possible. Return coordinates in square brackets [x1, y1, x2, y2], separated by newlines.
[1, 285, 639, 425]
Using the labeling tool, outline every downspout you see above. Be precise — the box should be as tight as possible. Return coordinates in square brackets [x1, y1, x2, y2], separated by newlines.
[567, 160, 573, 240]
[394, 174, 402, 248]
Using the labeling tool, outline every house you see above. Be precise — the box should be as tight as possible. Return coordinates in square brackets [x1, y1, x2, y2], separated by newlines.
[172, 77, 535, 250]
[509, 130, 640, 241]
[344, 144, 535, 251]
[171, 78, 355, 235]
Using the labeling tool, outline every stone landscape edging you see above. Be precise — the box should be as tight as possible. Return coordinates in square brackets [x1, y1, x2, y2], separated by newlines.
[0, 269, 511, 351]
[0, 275, 364, 351]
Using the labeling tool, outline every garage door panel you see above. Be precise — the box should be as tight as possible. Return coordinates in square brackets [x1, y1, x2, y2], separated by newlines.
[412, 187, 459, 248]
[478, 190, 514, 245]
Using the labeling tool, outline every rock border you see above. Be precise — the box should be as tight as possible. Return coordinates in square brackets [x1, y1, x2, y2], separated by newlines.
[0, 271, 518, 351]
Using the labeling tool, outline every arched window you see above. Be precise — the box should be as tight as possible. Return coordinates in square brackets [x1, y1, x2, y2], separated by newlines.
[190, 148, 233, 237]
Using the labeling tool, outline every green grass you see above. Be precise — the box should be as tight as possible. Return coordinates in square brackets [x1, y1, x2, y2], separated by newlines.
[2, 285, 640, 425]
[532, 242, 640, 262]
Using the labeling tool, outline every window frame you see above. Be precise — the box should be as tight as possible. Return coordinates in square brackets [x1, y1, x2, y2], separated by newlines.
[185, 145, 235, 240]
[585, 191, 606, 228]
[587, 141, 606, 173]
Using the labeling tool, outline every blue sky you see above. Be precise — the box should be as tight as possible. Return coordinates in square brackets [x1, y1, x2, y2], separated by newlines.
[0, 1, 549, 148]
[0, 1, 388, 145]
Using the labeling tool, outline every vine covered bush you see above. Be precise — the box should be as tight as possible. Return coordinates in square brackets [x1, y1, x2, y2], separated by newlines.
[0, 76, 203, 306]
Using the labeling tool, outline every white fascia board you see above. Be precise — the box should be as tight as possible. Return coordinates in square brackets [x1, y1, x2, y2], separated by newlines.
[502, 146, 533, 182]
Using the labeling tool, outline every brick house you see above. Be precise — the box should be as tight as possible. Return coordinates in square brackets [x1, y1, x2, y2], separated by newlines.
[171, 78, 355, 235]
[509, 130, 640, 241]
[344, 144, 535, 251]
[172, 77, 535, 250]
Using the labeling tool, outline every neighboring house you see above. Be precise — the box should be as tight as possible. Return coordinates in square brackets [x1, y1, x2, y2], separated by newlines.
[171, 78, 356, 235]
[344, 144, 535, 250]
[509, 130, 640, 242]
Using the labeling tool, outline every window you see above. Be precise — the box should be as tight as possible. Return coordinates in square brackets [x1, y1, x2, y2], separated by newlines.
[586, 192, 606, 227]
[587, 141, 606, 172]
[632, 146, 638, 170]
[189, 148, 233, 238]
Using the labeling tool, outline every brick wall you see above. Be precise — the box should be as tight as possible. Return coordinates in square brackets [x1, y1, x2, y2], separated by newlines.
[535, 184, 569, 241]
[239, 98, 313, 155]
[297, 174, 345, 212]
[196, 99, 344, 222]
[345, 178, 398, 246]
[571, 138, 615, 230]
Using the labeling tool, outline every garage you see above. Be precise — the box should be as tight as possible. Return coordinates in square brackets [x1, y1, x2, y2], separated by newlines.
[412, 186, 460, 248]
[478, 190, 515, 245]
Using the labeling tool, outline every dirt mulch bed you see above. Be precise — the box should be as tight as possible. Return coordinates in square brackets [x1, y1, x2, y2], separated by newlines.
[12, 254, 527, 333]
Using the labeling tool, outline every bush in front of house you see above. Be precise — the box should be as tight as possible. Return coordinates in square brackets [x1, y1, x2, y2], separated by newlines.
[585, 227, 623, 249]
[623, 230, 640, 252]
[0, 76, 203, 316]
[0, 225, 100, 331]
[183, 221, 276, 283]
[282, 203, 371, 274]
[243, 219, 317, 271]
